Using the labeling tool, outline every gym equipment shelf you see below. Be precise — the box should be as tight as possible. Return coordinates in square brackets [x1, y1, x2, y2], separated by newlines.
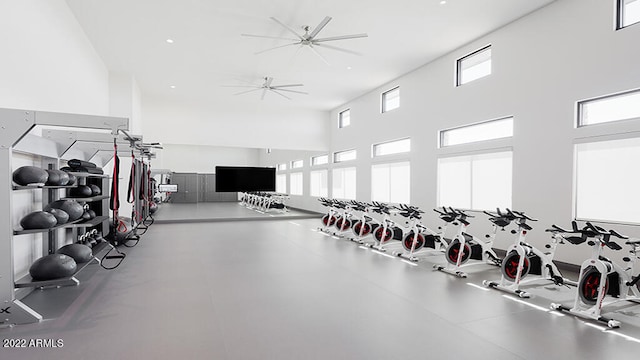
[14, 241, 110, 289]
[13, 219, 84, 235]
[61, 195, 110, 202]
[0, 108, 130, 326]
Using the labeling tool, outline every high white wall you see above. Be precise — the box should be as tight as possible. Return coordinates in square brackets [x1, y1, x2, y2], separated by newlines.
[109, 73, 143, 134]
[142, 98, 330, 151]
[260, 0, 640, 266]
[0, 0, 109, 115]
[157, 144, 261, 173]
[1, 0, 112, 278]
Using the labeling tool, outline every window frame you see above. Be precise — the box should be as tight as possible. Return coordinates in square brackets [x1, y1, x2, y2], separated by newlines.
[371, 161, 411, 204]
[289, 172, 303, 196]
[331, 166, 357, 200]
[381, 86, 400, 113]
[311, 154, 329, 166]
[277, 163, 287, 171]
[456, 45, 492, 86]
[372, 137, 411, 157]
[309, 169, 329, 197]
[576, 88, 640, 128]
[617, 0, 640, 29]
[339, 109, 351, 128]
[439, 116, 514, 148]
[333, 149, 357, 163]
[290, 160, 303, 169]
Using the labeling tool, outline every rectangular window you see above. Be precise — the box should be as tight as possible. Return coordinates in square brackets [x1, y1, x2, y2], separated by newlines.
[289, 172, 303, 195]
[456, 45, 492, 86]
[310, 170, 329, 197]
[333, 149, 357, 163]
[277, 163, 287, 171]
[382, 87, 400, 113]
[371, 162, 410, 204]
[618, 0, 640, 29]
[373, 138, 411, 157]
[276, 174, 287, 193]
[440, 117, 513, 147]
[311, 154, 329, 166]
[575, 137, 640, 224]
[290, 160, 303, 169]
[339, 109, 351, 128]
[332, 167, 356, 200]
[437, 151, 512, 210]
[578, 89, 640, 127]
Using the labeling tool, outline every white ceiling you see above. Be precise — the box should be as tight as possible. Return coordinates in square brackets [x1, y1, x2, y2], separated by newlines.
[66, 0, 556, 112]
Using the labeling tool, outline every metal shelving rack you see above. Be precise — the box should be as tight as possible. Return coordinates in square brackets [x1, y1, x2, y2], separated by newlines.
[0, 108, 130, 326]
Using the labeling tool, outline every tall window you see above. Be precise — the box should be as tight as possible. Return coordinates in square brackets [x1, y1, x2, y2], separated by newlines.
[310, 170, 328, 197]
[339, 109, 351, 128]
[578, 89, 640, 127]
[311, 154, 329, 166]
[618, 0, 640, 29]
[382, 87, 400, 113]
[440, 117, 513, 147]
[371, 162, 410, 204]
[334, 149, 357, 163]
[289, 172, 303, 195]
[372, 138, 411, 157]
[332, 167, 356, 200]
[575, 137, 640, 224]
[456, 45, 492, 86]
[276, 174, 287, 193]
[437, 151, 512, 210]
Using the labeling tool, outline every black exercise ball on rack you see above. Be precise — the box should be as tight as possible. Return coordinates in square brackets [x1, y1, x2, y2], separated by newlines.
[29, 254, 77, 281]
[81, 210, 92, 221]
[20, 211, 57, 230]
[45, 169, 70, 186]
[46, 208, 69, 225]
[12, 166, 48, 186]
[44, 200, 84, 221]
[56, 244, 92, 263]
[149, 202, 158, 214]
[89, 184, 101, 196]
[86, 209, 97, 219]
[68, 185, 93, 198]
[65, 172, 77, 186]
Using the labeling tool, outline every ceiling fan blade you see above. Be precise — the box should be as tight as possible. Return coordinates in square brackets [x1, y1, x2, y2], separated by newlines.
[275, 89, 308, 95]
[264, 77, 274, 87]
[308, 45, 330, 65]
[307, 16, 332, 40]
[234, 88, 262, 96]
[314, 43, 363, 56]
[270, 17, 305, 40]
[313, 33, 368, 43]
[270, 84, 304, 88]
[220, 85, 260, 88]
[261, 88, 267, 100]
[255, 42, 298, 55]
[241, 33, 299, 41]
[270, 89, 292, 100]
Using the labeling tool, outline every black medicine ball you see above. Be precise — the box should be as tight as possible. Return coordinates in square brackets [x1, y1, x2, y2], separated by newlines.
[56, 244, 92, 263]
[12, 166, 48, 186]
[46, 208, 69, 225]
[20, 211, 57, 230]
[89, 184, 101, 196]
[29, 254, 77, 281]
[44, 200, 84, 221]
[68, 185, 93, 198]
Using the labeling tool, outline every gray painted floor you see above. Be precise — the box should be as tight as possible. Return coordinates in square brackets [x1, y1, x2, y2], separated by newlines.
[2, 207, 640, 359]
[153, 202, 320, 223]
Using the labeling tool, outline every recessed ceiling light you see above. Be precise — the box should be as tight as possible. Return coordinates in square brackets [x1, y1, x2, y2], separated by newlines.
[170, 85, 176, 89]
[347, 66, 352, 70]
[440, 0, 447, 4]
[166, 39, 174, 44]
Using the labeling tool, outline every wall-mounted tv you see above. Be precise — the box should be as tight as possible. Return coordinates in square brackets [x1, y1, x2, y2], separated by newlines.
[215, 166, 276, 192]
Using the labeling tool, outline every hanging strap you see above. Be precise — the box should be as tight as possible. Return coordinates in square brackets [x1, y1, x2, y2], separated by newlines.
[110, 139, 120, 213]
[127, 151, 136, 204]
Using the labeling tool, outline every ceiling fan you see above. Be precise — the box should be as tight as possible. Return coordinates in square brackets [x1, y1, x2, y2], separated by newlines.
[223, 76, 308, 100]
[241, 16, 368, 64]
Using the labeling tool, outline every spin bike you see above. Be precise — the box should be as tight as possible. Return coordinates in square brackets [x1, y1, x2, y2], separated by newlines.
[483, 209, 573, 298]
[318, 198, 338, 233]
[433, 208, 504, 278]
[366, 202, 404, 252]
[549, 222, 640, 328]
[396, 207, 458, 262]
[349, 201, 380, 244]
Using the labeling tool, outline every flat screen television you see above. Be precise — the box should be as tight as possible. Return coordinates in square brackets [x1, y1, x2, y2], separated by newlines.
[215, 166, 276, 192]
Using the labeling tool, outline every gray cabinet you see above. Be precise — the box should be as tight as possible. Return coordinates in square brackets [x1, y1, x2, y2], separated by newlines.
[170, 172, 236, 203]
